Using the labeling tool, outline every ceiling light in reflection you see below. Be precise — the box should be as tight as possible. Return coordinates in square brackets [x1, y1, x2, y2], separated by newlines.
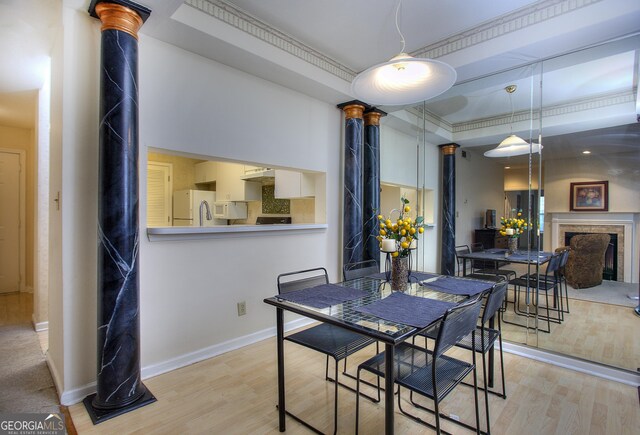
[583, 150, 592, 154]
[484, 135, 543, 157]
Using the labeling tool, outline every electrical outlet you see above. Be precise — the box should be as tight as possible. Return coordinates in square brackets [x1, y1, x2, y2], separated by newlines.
[237, 301, 247, 316]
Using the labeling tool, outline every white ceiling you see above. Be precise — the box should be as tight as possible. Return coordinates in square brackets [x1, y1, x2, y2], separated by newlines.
[1, 0, 638, 158]
[224, 0, 540, 73]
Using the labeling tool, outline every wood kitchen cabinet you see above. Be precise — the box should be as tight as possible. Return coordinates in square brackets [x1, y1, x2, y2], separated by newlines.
[274, 169, 315, 198]
[216, 162, 261, 201]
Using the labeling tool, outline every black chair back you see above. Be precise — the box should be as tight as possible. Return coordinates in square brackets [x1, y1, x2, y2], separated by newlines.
[559, 248, 570, 269]
[455, 245, 471, 276]
[470, 242, 484, 252]
[434, 294, 484, 357]
[481, 281, 508, 325]
[543, 253, 562, 281]
[277, 267, 328, 295]
[343, 260, 379, 281]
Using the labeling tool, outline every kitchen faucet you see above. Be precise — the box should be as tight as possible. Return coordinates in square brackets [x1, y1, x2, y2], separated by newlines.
[199, 200, 212, 226]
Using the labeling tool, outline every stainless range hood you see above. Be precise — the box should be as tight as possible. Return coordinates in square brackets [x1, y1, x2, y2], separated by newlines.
[240, 168, 275, 182]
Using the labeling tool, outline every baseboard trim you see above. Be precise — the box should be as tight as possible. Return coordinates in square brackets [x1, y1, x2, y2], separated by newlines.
[502, 341, 640, 387]
[59, 317, 315, 406]
[33, 318, 49, 332]
[140, 317, 314, 380]
[46, 353, 66, 404]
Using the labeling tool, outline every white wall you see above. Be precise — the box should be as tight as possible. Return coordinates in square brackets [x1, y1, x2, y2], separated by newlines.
[50, 11, 343, 404]
[380, 125, 418, 187]
[456, 149, 505, 247]
[543, 154, 640, 215]
[34, 63, 51, 330]
[138, 36, 342, 373]
[542, 153, 640, 253]
[49, 1, 101, 403]
[379, 124, 440, 273]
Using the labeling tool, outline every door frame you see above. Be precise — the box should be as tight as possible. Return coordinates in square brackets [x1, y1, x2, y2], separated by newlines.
[0, 148, 26, 292]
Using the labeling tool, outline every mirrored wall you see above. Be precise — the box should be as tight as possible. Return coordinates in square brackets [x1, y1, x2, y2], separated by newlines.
[406, 33, 639, 372]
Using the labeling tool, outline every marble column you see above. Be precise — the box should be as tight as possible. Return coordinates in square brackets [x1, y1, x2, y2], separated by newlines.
[439, 143, 460, 276]
[85, 0, 154, 424]
[363, 109, 386, 265]
[338, 102, 366, 267]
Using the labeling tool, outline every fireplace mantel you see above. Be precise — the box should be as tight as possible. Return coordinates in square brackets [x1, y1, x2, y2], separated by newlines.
[550, 212, 638, 283]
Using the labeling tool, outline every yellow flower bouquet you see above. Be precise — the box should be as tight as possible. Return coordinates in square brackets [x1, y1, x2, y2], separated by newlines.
[499, 209, 528, 238]
[376, 197, 425, 258]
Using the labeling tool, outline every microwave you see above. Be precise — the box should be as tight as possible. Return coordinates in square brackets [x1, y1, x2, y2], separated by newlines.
[213, 201, 248, 219]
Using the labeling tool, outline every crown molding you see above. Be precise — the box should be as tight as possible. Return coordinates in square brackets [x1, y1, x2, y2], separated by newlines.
[453, 89, 635, 133]
[184, 0, 356, 81]
[411, 0, 602, 60]
[405, 106, 453, 132]
[186, 0, 603, 82]
[404, 89, 634, 137]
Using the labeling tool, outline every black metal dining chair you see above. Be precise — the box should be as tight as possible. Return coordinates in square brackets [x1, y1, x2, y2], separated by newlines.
[470, 243, 517, 282]
[522, 247, 571, 319]
[417, 282, 508, 434]
[343, 259, 380, 281]
[277, 267, 377, 434]
[508, 253, 563, 332]
[355, 294, 484, 435]
[455, 245, 507, 284]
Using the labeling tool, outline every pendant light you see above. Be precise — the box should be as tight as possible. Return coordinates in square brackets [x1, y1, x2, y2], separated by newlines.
[484, 85, 542, 157]
[350, 0, 457, 106]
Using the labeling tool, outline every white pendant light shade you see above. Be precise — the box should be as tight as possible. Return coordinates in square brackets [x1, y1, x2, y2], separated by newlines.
[484, 135, 543, 157]
[351, 53, 457, 106]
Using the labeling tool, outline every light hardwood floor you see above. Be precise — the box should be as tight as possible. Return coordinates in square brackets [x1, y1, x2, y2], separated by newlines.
[501, 290, 640, 371]
[69, 330, 640, 434]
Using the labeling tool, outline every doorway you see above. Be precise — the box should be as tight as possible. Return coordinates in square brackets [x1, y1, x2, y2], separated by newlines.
[0, 149, 25, 294]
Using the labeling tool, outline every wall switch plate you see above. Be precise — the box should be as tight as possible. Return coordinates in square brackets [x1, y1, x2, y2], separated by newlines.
[237, 301, 247, 316]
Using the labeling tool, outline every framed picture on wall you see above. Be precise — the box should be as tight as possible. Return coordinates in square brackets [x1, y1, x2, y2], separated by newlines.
[570, 181, 608, 211]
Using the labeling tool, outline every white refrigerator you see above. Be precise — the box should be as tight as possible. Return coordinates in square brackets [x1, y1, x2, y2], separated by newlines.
[173, 190, 227, 227]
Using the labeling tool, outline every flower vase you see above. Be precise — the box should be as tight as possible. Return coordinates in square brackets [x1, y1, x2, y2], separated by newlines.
[391, 256, 409, 291]
[508, 237, 518, 255]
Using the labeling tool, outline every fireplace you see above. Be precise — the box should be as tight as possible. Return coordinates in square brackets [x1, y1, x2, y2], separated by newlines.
[551, 212, 637, 283]
[564, 232, 618, 281]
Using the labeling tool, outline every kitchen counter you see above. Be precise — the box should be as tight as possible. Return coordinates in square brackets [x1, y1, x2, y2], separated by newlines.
[146, 223, 328, 241]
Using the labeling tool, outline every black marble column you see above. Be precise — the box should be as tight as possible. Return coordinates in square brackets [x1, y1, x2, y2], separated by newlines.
[84, 1, 155, 424]
[439, 144, 459, 276]
[363, 109, 386, 265]
[338, 102, 366, 267]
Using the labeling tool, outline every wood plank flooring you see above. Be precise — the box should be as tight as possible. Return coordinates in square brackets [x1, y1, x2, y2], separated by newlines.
[501, 290, 640, 371]
[69, 331, 640, 434]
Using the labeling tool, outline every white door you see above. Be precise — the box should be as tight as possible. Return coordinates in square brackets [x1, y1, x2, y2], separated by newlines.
[147, 161, 173, 227]
[0, 151, 21, 293]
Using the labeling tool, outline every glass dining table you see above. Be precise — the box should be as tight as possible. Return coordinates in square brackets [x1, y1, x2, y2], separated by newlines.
[263, 273, 495, 434]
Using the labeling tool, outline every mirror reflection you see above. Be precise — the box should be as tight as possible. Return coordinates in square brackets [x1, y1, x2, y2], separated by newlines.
[387, 34, 639, 373]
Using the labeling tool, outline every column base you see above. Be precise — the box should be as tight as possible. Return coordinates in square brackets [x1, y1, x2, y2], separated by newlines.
[83, 384, 156, 425]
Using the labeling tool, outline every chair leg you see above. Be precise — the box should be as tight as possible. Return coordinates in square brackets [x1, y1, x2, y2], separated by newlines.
[332, 361, 338, 435]
[498, 321, 507, 399]
[481, 346, 491, 434]
[355, 367, 361, 435]
[563, 277, 570, 313]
